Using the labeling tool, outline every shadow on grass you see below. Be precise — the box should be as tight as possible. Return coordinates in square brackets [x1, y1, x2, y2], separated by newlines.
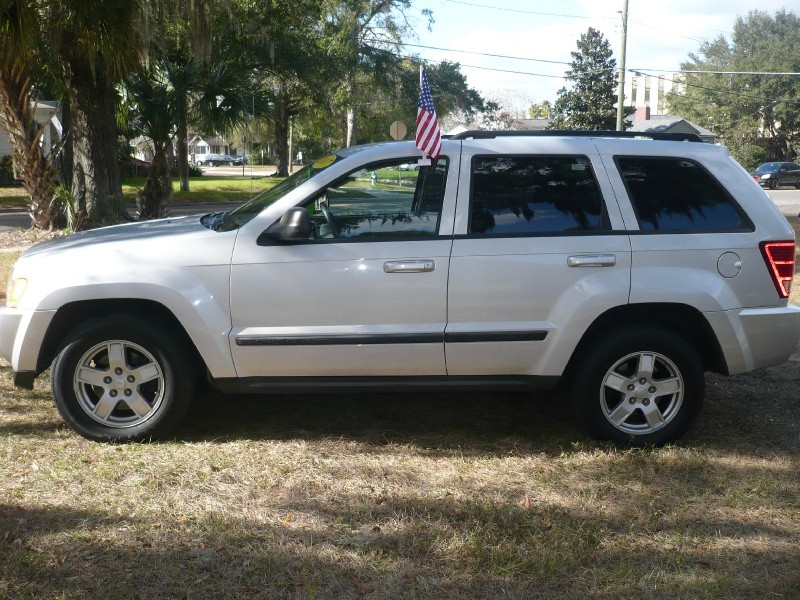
[174, 349, 800, 455]
[176, 388, 584, 455]
[1, 475, 799, 600]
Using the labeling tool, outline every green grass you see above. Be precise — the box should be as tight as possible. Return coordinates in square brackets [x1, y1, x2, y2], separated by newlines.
[0, 185, 28, 207]
[1, 177, 285, 208]
[0, 195, 28, 207]
[122, 176, 282, 203]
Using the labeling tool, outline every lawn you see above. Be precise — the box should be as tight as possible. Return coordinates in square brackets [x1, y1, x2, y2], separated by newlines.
[122, 176, 279, 203]
[0, 220, 799, 598]
[0, 176, 282, 209]
[0, 185, 29, 207]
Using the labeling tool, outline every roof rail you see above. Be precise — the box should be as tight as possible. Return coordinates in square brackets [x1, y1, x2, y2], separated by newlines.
[447, 130, 705, 143]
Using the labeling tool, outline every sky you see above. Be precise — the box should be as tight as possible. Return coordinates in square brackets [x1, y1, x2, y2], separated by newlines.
[410, 0, 795, 113]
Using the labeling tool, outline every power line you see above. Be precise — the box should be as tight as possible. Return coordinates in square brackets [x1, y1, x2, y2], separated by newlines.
[645, 69, 800, 76]
[441, 0, 615, 20]
[626, 18, 706, 44]
[635, 71, 796, 105]
[440, 0, 735, 50]
[366, 38, 573, 67]
[398, 55, 567, 79]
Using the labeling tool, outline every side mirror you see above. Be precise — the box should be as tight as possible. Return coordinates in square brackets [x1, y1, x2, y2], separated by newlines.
[264, 207, 311, 242]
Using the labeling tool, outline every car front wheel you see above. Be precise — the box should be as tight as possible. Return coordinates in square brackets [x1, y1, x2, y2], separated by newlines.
[51, 316, 195, 442]
[571, 327, 703, 446]
[769, 178, 779, 190]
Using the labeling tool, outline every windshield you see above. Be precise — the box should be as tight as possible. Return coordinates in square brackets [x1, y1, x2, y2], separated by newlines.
[217, 154, 341, 231]
[756, 163, 780, 173]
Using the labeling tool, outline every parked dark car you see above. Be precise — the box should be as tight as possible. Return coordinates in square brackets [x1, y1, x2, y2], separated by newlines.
[750, 162, 800, 189]
[198, 154, 244, 167]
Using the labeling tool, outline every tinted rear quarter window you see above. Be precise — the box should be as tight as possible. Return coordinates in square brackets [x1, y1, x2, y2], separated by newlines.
[616, 156, 751, 232]
[469, 155, 608, 235]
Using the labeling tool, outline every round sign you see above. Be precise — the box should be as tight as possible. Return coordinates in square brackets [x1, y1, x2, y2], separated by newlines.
[390, 121, 407, 141]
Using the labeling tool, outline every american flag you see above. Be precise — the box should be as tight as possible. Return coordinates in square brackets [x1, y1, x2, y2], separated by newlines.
[416, 67, 442, 160]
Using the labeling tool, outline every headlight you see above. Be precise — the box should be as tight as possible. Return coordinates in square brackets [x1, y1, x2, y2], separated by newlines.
[7, 278, 27, 308]
[761, 173, 772, 179]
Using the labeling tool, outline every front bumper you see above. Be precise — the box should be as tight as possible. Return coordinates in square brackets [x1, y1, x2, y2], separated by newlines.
[0, 303, 23, 363]
[0, 303, 56, 386]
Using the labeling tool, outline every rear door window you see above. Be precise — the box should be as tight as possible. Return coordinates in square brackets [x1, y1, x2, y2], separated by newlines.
[468, 155, 609, 235]
[615, 156, 752, 232]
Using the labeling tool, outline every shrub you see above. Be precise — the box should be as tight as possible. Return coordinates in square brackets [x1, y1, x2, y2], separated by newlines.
[0, 155, 17, 185]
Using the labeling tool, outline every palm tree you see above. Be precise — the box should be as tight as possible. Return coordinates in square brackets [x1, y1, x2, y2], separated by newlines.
[43, 0, 143, 227]
[141, 0, 213, 192]
[0, 0, 55, 229]
[122, 65, 176, 220]
[122, 58, 257, 219]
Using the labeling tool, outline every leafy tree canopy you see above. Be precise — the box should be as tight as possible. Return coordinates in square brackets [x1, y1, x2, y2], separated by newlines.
[667, 9, 800, 168]
[549, 27, 631, 131]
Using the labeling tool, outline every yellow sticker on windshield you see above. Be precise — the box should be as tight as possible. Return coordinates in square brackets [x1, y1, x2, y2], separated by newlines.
[312, 155, 337, 169]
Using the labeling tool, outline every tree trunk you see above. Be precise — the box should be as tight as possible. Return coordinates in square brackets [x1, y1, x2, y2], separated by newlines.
[274, 98, 290, 177]
[177, 112, 190, 192]
[60, 96, 73, 189]
[137, 143, 171, 220]
[65, 60, 127, 228]
[0, 65, 54, 229]
[345, 76, 357, 147]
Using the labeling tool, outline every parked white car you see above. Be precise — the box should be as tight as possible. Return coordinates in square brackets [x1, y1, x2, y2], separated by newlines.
[2, 131, 799, 445]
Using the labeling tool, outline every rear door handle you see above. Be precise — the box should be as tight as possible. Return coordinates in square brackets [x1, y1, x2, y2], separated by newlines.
[567, 254, 616, 267]
[384, 260, 435, 273]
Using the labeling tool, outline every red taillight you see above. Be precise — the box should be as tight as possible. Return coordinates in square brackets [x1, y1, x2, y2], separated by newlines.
[760, 241, 795, 298]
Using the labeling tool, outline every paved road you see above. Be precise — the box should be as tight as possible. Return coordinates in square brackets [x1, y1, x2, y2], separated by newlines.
[2, 186, 800, 232]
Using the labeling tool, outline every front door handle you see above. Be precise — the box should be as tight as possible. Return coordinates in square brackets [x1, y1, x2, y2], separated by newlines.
[384, 260, 436, 273]
[567, 254, 616, 267]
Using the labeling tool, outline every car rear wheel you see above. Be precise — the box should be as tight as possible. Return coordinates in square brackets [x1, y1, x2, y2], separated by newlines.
[51, 316, 195, 442]
[571, 327, 703, 446]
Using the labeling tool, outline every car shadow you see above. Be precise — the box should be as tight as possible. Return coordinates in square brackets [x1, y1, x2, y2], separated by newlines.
[175, 386, 584, 455]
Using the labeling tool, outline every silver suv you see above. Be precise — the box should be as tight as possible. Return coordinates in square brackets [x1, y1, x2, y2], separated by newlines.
[2, 131, 799, 445]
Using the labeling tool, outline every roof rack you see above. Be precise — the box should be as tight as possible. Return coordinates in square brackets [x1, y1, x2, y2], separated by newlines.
[447, 130, 704, 143]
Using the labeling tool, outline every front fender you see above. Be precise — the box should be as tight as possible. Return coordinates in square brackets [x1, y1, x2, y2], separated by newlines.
[37, 266, 236, 379]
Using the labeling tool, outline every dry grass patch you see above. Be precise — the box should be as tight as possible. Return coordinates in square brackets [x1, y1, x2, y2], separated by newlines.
[1, 357, 799, 599]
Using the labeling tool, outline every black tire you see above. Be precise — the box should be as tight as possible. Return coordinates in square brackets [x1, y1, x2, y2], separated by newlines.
[571, 327, 704, 447]
[769, 178, 779, 190]
[51, 316, 195, 442]
[795, 177, 800, 189]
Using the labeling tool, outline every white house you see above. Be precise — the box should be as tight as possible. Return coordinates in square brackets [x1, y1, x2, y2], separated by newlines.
[0, 100, 62, 161]
[627, 107, 717, 143]
[188, 135, 234, 163]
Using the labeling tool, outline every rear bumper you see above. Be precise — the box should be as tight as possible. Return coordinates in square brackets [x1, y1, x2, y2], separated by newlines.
[706, 304, 800, 374]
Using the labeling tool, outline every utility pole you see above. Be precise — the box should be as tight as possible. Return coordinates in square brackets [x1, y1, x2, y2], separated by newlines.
[615, 0, 629, 131]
